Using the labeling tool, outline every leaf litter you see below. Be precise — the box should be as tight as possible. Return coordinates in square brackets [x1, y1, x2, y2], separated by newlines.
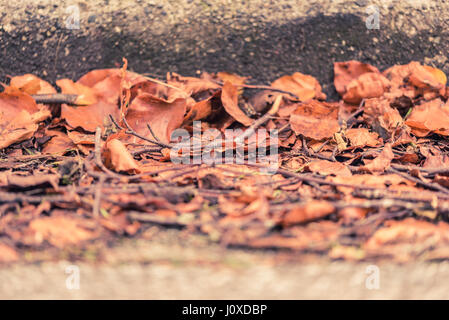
[2, 59, 449, 263]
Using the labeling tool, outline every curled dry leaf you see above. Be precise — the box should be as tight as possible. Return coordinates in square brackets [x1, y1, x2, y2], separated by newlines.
[167, 72, 220, 96]
[282, 201, 335, 226]
[362, 98, 403, 139]
[305, 160, 352, 177]
[6, 172, 60, 189]
[103, 139, 139, 173]
[216, 72, 248, 87]
[0, 88, 51, 149]
[56, 79, 97, 105]
[289, 100, 339, 140]
[345, 128, 380, 148]
[408, 62, 447, 90]
[126, 94, 186, 144]
[334, 60, 380, 96]
[10, 74, 56, 95]
[183, 97, 212, 124]
[365, 218, 449, 249]
[271, 72, 326, 100]
[25, 216, 98, 248]
[361, 143, 394, 173]
[342, 72, 390, 104]
[42, 130, 76, 155]
[0, 243, 19, 263]
[405, 99, 449, 137]
[221, 81, 254, 126]
[61, 101, 120, 133]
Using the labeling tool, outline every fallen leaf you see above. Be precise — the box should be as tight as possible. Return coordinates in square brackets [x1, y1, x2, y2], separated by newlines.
[10, 74, 56, 95]
[361, 143, 394, 173]
[283, 201, 335, 226]
[221, 81, 254, 126]
[271, 72, 326, 100]
[289, 100, 339, 140]
[342, 72, 390, 104]
[334, 61, 380, 96]
[305, 160, 352, 177]
[126, 94, 186, 144]
[26, 216, 98, 248]
[405, 99, 449, 136]
[0, 243, 19, 263]
[345, 128, 380, 148]
[103, 139, 139, 173]
[408, 62, 446, 90]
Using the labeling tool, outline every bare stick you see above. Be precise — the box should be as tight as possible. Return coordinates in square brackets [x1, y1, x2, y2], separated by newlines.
[32, 94, 78, 105]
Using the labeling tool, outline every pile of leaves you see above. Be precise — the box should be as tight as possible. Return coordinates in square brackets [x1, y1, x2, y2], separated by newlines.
[2, 59, 449, 263]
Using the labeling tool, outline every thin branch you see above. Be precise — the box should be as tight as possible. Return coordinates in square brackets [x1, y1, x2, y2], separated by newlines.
[32, 94, 78, 105]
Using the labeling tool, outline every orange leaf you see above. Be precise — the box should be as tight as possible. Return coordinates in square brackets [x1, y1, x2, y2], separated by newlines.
[283, 201, 335, 226]
[408, 62, 446, 89]
[56, 79, 97, 105]
[305, 160, 352, 177]
[26, 216, 98, 248]
[342, 72, 390, 104]
[61, 100, 120, 132]
[271, 72, 325, 100]
[221, 81, 254, 126]
[345, 128, 380, 147]
[405, 99, 449, 136]
[334, 61, 380, 95]
[10, 74, 56, 95]
[104, 139, 140, 173]
[289, 100, 339, 140]
[126, 94, 186, 144]
[361, 143, 394, 173]
[0, 243, 19, 263]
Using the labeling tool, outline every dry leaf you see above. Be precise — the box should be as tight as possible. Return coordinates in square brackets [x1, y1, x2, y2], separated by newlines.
[283, 201, 335, 226]
[104, 139, 139, 173]
[289, 101, 339, 140]
[271, 72, 326, 100]
[221, 81, 254, 126]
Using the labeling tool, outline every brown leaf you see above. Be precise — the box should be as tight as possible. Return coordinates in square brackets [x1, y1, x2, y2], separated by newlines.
[103, 139, 139, 173]
[61, 100, 120, 133]
[305, 160, 352, 177]
[7, 172, 60, 189]
[342, 72, 390, 104]
[271, 72, 326, 100]
[283, 201, 335, 226]
[10, 74, 56, 95]
[405, 99, 449, 137]
[42, 130, 76, 155]
[345, 128, 380, 148]
[361, 143, 394, 173]
[0, 243, 19, 263]
[334, 61, 380, 96]
[362, 98, 403, 138]
[221, 81, 254, 126]
[167, 72, 220, 95]
[289, 100, 339, 140]
[365, 218, 449, 248]
[26, 216, 98, 248]
[408, 62, 446, 90]
[126, 94, 186, 144]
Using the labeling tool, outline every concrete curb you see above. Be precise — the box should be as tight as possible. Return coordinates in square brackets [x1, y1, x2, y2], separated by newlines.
[1, 0, 448, 99]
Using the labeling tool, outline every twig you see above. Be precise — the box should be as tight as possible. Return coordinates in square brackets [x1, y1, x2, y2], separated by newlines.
[32, 94, 78, 105]
[212, 80, 301, 100]
[119, 116, 172, 149]
[386, 167, 449, 195]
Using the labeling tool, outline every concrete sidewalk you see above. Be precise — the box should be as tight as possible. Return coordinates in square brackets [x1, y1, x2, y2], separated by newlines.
[1, 0, 448, 99]
[1, 239, 449, 299]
